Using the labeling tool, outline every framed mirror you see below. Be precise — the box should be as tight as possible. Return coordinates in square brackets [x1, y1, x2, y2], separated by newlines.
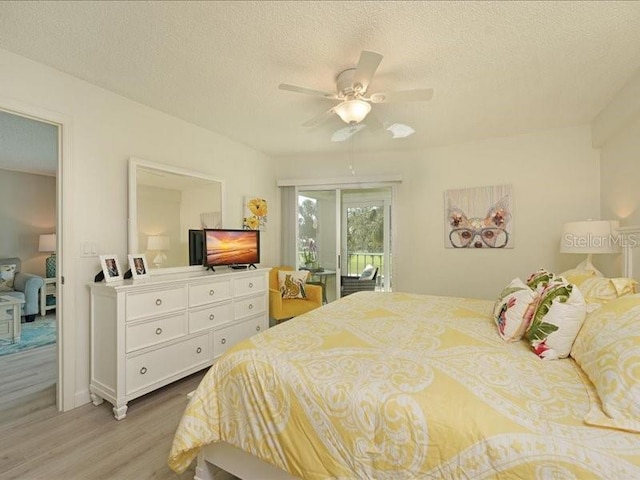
[128, 157, 224, 273]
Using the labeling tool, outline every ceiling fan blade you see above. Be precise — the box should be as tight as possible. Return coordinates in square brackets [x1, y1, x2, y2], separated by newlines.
[302, 107, 336, 127]
[386, 123, 416, 139]
[353, 51, 383, 92]
[369, 88, 434, 103]
[278, 83, 336, 98]
[331, 124, 366, 142]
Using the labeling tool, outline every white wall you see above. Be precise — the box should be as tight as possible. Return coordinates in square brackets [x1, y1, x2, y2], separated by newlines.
[0, 169, 56, 276]
[599, 111, 640, 277]
[593, 66, 640, 278]
[274, 125, 601, 300]
[0, 47, 278, 406]
[600, 113, 640, 222]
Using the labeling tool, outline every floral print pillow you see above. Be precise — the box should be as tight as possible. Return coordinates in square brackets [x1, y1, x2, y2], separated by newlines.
[526, 268, 555, 293]
[278, 270, 309, 299]
[526, 277, 586, 360]
[493, 278, 539, 342]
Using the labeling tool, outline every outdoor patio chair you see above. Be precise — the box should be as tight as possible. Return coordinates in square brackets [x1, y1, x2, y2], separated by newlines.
[341, 265, 378, 297]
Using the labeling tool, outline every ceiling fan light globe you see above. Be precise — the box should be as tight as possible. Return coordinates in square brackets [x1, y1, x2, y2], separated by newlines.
[334, 99, 371, 124]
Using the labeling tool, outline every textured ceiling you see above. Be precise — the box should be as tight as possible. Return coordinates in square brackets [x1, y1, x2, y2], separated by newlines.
[1, 0, 640, 159]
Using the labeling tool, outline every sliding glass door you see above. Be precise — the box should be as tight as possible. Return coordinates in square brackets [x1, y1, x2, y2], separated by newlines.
[341, 188, 392, 291]
[293, 186, 394, 303]
[297, 188, 341, 303]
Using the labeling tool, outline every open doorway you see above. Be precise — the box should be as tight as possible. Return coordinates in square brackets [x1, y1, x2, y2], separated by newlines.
[0, 109, 58, 420]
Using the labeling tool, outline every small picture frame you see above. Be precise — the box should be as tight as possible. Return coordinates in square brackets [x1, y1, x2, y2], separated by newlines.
[100, 255, 123, 283]
[128, 254, 149, 279]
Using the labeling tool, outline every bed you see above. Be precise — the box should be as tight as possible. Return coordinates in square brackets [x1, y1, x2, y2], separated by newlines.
[168, 282, 640, 479]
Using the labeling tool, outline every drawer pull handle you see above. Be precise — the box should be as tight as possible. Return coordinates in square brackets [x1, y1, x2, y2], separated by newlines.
[209, 289, 215, 296]
[155, 327, 163, 335]
[140, 367, 147, 375]
[256, 326, 261, 332]
[249, 282, 253, 288]
[196, 347, 202, 354]
[155, 299, 162, 306]
[209, 314, 215, 320]
[248, 304, 254, 310]
[221, 338, 227, 345]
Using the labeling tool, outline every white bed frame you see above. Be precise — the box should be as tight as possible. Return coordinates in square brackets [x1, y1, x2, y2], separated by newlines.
[193, 225, 640, 480]
[618, 225, 640, 278]
[195, 442, 297, 480]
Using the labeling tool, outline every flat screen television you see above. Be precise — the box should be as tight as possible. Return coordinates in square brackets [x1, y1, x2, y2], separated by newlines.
[188, 229, 204, 266]
[203, 229, 260, 270]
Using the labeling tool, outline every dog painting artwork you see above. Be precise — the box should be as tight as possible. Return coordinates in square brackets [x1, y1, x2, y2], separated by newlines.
[444, 184, 513, 249]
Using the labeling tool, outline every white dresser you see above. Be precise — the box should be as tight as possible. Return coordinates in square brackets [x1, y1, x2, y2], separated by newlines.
[89, 267, 269, 419]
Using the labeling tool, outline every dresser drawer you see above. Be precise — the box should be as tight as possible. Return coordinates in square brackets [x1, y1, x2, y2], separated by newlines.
[233, 275, 265, 296]
[189, 279, 232, 307]
[126, 334, 210, 395]
[213, 316, 266, 358]
[126, 313, 187, 353]
[234, 294, 266, 320]
[189, 301, 232, 333]
[126, 286, 186, 321]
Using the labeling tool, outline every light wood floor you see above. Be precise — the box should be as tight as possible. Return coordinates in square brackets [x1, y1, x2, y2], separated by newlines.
[0, 369, 207, 480]
[0, 343, 57, 418]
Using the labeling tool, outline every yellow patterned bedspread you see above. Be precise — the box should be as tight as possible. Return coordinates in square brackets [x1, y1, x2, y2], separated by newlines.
[168, 292, 640, 479]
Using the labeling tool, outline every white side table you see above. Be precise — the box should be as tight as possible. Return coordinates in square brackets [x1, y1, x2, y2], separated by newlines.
[0, 295, 25, 343]
[40, 277, 57, 316]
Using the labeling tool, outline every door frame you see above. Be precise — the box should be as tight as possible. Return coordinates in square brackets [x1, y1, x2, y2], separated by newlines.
[280, 175, 400, 302]
[0, 96, 75, 412]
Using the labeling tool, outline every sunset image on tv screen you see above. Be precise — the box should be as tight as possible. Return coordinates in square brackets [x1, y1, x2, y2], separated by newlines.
[205, 230, 258, 265]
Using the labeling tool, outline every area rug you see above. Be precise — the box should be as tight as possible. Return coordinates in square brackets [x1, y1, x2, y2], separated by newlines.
[0, 316, 56, 356]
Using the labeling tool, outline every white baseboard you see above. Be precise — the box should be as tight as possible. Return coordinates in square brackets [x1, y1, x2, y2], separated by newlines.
[74, 388, 91, 407]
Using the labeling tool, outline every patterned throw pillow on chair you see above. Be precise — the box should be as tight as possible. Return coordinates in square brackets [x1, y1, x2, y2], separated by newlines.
[0, 264, 17, 291]
[278, 270, 309, 299]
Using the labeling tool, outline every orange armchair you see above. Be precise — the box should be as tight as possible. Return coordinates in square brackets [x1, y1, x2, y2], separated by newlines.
[269, 266, 322, 323]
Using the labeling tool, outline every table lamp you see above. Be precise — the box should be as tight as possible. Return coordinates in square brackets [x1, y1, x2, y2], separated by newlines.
[560, 220, 620, 274]
[147, 235, 170, 268]
[39, 233, 56, 278]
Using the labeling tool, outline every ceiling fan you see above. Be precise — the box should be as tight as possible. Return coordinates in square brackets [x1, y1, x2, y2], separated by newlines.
[278, 50, 433, 129]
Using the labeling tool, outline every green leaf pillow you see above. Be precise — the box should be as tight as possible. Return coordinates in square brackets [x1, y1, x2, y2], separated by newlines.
[526, 277, 586, 359]
[526, 268, 555, 292]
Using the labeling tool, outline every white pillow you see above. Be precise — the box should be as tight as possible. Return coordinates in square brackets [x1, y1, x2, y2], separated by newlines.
[359, 264, 377, 281]
[493, 278, 539, 342]
[525, 277, 586, 359]
[0, 264, 17, 292]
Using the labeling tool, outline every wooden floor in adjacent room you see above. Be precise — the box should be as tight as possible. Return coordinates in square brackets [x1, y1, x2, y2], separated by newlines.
[0, 344, 57, 418]
[0, 369, 208, 480]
